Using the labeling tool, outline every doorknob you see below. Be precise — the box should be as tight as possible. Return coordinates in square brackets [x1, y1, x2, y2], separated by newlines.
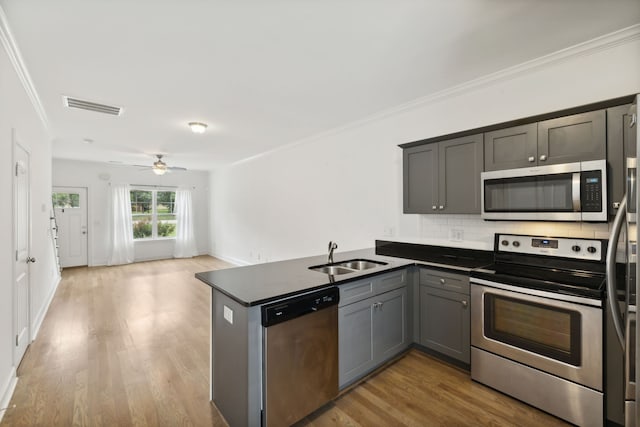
[26, 257, 36, 264]
[82, 231, 87, 235]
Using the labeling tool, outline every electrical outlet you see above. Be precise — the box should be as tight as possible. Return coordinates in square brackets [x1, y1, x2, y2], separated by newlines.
[223, 305, 233, 324]
[449, 228, 464, 242]
[383, 226, 396, 237]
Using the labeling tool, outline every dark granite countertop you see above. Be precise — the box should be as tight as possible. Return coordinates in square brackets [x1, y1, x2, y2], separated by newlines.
[375, 240, 494, 269]
[196, 244, 494, 307]
[195, 248, 412, 307]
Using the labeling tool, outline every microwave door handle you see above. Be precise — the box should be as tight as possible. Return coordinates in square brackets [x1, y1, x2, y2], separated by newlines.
[572, 172, 581, 212]
[606, 195, 626, 350]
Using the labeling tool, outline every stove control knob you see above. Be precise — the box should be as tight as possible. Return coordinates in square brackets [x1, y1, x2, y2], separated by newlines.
[572, 245, 581, 252]
[501, 240, 509, 246]
[512, 241, 520, 247]
[587, 246, 597, 254]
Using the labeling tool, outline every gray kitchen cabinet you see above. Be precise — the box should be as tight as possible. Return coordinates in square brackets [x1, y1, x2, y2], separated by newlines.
[338, 295, 376, 385]
[339, 275, 408, 388]
[403, 143, 438, 213]
[403, 134, 483, 214]
[373, 287, 408, 363]
[419, 268, 470, 364]
[537, 109, 606, 165]
[484, 123, 538, 171]
[607, 103, 636, 217]
[485, 110, 605, 171]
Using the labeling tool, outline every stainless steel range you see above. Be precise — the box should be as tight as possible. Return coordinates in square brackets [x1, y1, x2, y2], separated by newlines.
[470, 233, 607, 427]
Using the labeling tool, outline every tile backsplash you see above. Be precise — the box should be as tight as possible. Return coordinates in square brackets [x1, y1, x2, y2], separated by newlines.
[417, 214, 612, 244]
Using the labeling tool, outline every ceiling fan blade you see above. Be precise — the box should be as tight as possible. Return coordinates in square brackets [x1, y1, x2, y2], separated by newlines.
[167, 166, 187, 171]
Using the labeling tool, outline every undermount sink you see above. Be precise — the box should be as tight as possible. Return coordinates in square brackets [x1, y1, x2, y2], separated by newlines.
[338, 260, 384, 270]
[309, 259, 388, 275]
[309, 265, 356, 275]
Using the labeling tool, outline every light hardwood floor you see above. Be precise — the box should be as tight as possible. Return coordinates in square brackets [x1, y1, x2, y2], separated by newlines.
[1, 256, 569, 426]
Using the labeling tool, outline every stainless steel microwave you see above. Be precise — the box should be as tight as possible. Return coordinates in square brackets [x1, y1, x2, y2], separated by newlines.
[481, 159, 607, 221]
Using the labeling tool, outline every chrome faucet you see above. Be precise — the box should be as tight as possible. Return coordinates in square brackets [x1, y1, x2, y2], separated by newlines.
[328, 241, 338, 264]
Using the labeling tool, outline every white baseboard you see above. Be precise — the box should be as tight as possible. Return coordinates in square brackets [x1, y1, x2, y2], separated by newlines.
[209, 252, 251, 267]
[0, 367, 17, 423]
[31, 273, 61, 341]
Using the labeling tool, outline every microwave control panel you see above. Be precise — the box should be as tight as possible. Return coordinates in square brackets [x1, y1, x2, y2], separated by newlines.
[581, 170, 602, 212]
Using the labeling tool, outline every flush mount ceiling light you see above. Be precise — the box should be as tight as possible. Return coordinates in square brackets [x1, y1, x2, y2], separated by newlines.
[188, 122, 207, 134]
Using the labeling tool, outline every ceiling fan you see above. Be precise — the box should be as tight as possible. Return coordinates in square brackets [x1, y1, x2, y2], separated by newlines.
[134, 154, 187, 175]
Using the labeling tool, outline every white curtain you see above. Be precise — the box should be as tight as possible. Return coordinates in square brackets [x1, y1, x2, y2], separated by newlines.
[107, 183, 135, 265]
[173, 188, 198, 258]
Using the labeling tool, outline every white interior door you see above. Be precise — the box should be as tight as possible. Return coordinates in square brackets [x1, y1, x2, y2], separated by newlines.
[14, 139, 31, 366]
[53, 187, 88, 268]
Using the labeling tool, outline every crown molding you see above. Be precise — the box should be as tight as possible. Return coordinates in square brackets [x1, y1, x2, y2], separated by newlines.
[228, 23, 640, 169]
[0, 6, 50, 133]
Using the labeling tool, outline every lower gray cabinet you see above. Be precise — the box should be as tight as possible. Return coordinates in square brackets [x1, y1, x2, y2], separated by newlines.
[373, 287, 408, 363]
[338, 296, 375, 385]
[419, 268, 470, 364]
[339, 284, 408, 388]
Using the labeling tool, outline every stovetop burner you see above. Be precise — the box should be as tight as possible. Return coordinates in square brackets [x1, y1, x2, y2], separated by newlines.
[470, 234, 608, 300]
[472, 263, 606, 299]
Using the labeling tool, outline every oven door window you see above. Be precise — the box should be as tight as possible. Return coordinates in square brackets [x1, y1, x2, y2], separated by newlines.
[484, 173, 574, 212]
[484, 294, 581, 365]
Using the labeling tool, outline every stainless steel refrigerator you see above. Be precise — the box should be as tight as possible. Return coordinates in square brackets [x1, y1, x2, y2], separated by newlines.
[608, 97, 638, 427]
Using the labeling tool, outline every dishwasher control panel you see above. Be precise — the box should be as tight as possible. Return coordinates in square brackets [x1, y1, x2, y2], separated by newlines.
[262, 287, 340, 327]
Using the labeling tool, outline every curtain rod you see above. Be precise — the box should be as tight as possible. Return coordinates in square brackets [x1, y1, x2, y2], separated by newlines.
[109, 183, 196, 189]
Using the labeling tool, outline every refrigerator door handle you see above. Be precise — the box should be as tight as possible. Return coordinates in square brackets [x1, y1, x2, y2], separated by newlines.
[607, 195, 627, 349]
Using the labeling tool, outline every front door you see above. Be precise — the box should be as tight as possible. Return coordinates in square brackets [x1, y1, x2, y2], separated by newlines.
[14, 138, 31, 366]
[52, 187, 88, 267]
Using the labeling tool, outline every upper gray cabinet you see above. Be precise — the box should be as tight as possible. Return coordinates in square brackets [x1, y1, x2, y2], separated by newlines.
[403, 143, 438, 213]
[538, 110, 606, 165]
[607, 103, 635, 216]
[485, 110, 606, 171]
[484, 123, 537, 171]
[403, 134, 483, 214]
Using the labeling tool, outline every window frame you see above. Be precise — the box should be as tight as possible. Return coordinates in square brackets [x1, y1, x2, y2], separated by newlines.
[130, 188, 177, 241]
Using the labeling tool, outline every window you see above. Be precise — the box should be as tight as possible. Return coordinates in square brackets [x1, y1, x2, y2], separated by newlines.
[130, 189, 176, 240]
[52, 192, 80, 208]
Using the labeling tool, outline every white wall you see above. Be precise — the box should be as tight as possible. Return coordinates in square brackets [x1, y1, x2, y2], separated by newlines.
[0, 34, 57, 417]
[209, 33, 640, 265]
[52, 159, 210, 265]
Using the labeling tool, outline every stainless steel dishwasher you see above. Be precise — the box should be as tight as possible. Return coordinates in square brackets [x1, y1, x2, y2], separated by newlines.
[262, 287, 339, 427]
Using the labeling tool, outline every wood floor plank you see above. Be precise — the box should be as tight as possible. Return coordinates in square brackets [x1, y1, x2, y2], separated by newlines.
[1, 256, 572, 427]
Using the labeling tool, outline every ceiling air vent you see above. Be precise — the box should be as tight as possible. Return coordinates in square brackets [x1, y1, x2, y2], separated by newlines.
[62, 96, 123, 116]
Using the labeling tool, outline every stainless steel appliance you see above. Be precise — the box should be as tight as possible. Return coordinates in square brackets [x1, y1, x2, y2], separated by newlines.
[262, 287, 339, 427]
[471, 234, 607, 426]
[481, 159, 607, 221]
[607, 99, 638, 427]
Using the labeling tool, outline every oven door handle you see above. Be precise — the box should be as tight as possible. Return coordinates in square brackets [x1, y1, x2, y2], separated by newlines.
[606, 195, 626, 349]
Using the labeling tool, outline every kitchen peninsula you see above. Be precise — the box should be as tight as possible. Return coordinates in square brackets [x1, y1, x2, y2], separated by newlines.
[196, 243, 493, 426]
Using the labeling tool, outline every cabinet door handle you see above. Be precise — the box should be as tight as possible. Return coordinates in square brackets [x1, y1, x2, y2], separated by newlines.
[440, 278, 445, 284]
[539, 154, 547, 161]
[432, 205, 437, 210]
[528, 156, 535, 162]
[630, 113, 637, 128]
[461, 300, 468, 308]
[438, 205, 444, 210]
